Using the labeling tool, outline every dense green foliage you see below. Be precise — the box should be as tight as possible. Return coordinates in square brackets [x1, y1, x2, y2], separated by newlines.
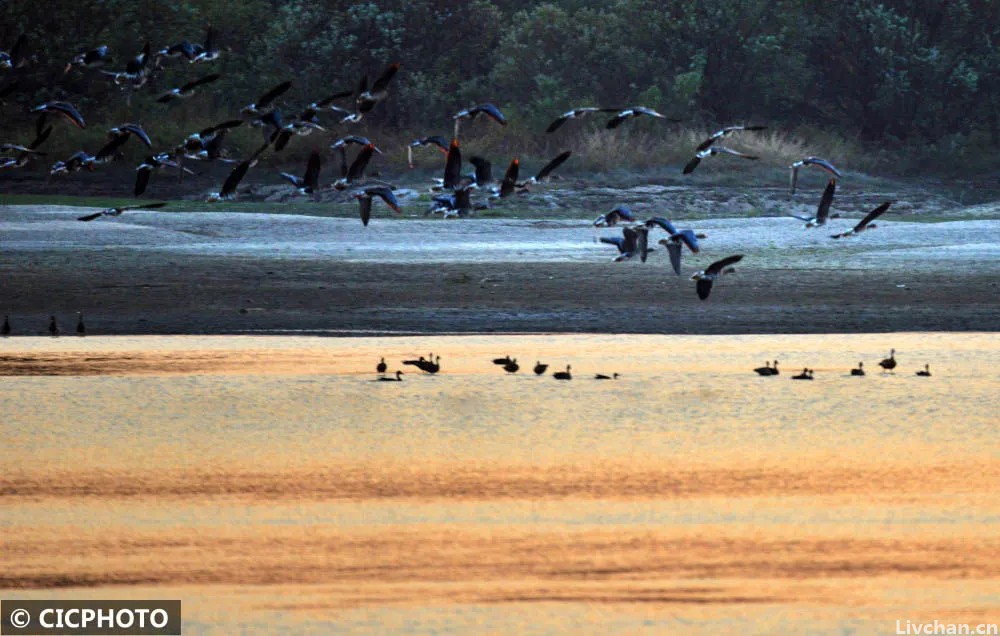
[3, 0, 1000, 172]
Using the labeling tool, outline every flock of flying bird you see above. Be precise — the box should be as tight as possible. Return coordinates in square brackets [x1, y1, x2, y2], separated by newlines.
[2, 29, 898, 304]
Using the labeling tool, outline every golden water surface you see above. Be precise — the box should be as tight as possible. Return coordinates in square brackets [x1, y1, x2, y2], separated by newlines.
[2, 333, 998, 634]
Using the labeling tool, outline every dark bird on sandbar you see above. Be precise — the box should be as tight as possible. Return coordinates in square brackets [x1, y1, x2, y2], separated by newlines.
[553, 365, 572, 380]
[695, 125, 767, 152]
[241, 80, 292, 118]
[878, 349, 897, 374]
[600, 226, 642, 262]
[0, 34, 29, 71]
[916, 364, 931, 377]
[355, 185, 401, 227]
[593, 205, 636, 228]
[647, 217, 705, 275]
[690, 254, 743, 300]
[205, 142, 269, 202]
[851, 362, 865, 376]
[683, 146, 757, 174]
[31, 101, 86, 132]
[78, 201, 167, 222]
[376, 357, 387, 374]
[95, 123, 152, 163]
[789, 178, 837, 228]
[546, 107, 622, 133]
[354, 62, 400, 117]
[789, 156, 841, 195]
[605, 106, 676, 129]
[754, 361, 778, 376]
[830, 202, 894, 239]
[453, 103, 506, 137]
[48, 315, 59, 337]
[76, 312, 86, 336]
[156, 73, 221, 103]
[65, 45, 109, 73]
[279, 150, 321, 195]
[534, 361, 548, 375]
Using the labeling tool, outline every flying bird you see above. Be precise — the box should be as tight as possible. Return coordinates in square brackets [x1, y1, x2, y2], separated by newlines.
[407, 135, 449, 167]
[65, 45, 110, 73]
[206, 143, 269, 201]
[135, 152, 189, 196]
[355, 62, 400, 115]
[605, 106, 676, 129]
[0, 126, 51, 169]
[241, 80, 292, 117]
[593, 205, 636, 227]
[789, 178, 837, 228]
[695, 125, 767, 152]
[50, 151, 97, 176]
[830, 202, 893, 239]
[333, 143, 377, 189]
[600, 226, 642, 262]
[789, 156, 841, 195]
[690, 254, 743, 300]
[355, 186, 401, 227]
[77, 201, 167, 222]
[95, 123, 152, 163]
[647, 217, 704, 275]
[682, 146, 757, 174]
[279, 150, 321, 194]
[546, 107, 621, 133]
[453, 103, 506, 137]
[31, 101, 86, 132]
[0, 34, 29, 70]
[156, 73, 221, 102]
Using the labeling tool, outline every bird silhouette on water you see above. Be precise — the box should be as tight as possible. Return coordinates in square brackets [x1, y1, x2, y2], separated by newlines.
[1, 315, 9, 336]
[533, 361, 548, 376]
[76, 312, 85, 336]
[851, 362, 865, 376]
[754, 360, 778, 376]
[594, 373, 619, 380]
[792, 368, 814, 380]
[377, 370, 403, 382]
[553, 365, 572, 380]
[916, 364, 932, 377]
[48, 315, 59, 337]
[404, 355, 440, 374]
[376, 357, 387, 374]
[503, 358, 520, 373]
[879, 349, 897, 374]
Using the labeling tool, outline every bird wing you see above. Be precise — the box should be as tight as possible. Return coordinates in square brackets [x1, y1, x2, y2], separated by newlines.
[856, 201, 893, 230]
[271, 129, 293, 152]
[303, 151, 321, 190]
[123, 202, 168, 212]
[610, 205, 635, 221]
[713, 146, 757, 159]
[156, 91, 178, 103]
[644, 217, 676, 234]
[534, 150, 571, 181]
[622, 226, 638, 252]
[95, 136, 127, 161]
[682, 155, 702, 174]
[181, 73, 221, 92]
[121, 124, 152, 148]
[9, 34, 27, 67]
[443, 138, 462, 189]
[77, 211, 104, 222]
[632, 106, 665, 118]
[371, 63, 400, 92]
[789, 165, 799, 195]
[816, 178, 836, 224]
[279, 172, 303, 187]
[313, 90, 353, 108]
[470, 156, 492, 184]
[804, 156, 842, 177]
[676, 229, 700, 253]
[694, 134, 718, 152]
[51, 102, 86, 129]
[256, 80, 292, 108]
[369, 186, 401, 212]
[665, 241, 682, 275]
[475, 103, 506, 125]
[347, 144, 375, 181]
[599, 236, 625, 252]
[134, 166, 152, 196]
[545, 115, 569, 133]
[220, 158, 253, 198]
[788, 214, 813, 222]
[358, 195, 372, 227]
[637, 228, 649, 262]
[605, 111, 630, 129]
[499, 157, 519, 196]
[705, 254, 744, 275]
[695, 278, 713, 300]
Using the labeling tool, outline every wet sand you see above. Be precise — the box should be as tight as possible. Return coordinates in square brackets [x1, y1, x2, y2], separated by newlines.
[2, 334, 999, 634]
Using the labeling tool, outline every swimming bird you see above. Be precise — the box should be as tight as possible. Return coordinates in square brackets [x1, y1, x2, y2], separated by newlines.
[791, 368, 813, 380]
[205, 142, 269, 201]
[830, 202, 894, 239]
[404, 355, 440, 374]
[534, 361, 548, 375]
[695, 125, 767, 152]
[377, 357, 387, 374]
[878, 349, 897, 374]
[377, 370, 404, 381]
[1, 315, 9, 336]
[916, 364, 931, 377]
[605, 106, 674, 129]
[503, 358, 520, 373]
[95, 123, 152, 163]
[789, 157, 841, 195]
[241, 81, 292, 118]
[789, 178, 837, 228]
[279, 150, 321, 195]
[851, 362, 865, 376]
[0, 34, 29, 70]
[355, 186, 401, 227]
[78, 201, 167, 222]
[754, 361, 777, 376]
[65, 45, 109, 73]
[683, 146, 757, 174]
[50, 151, 97, 176]
[48, 315, 58, 337]
[594, 373, 619, 380]
[156, 73, 221, 103]
[600, 226, 641, 262]
[691, 254, 743, 300]
[553, 365, 572, 380]
[355, 62, 400, 115]
[407, 135, 449, 167]
[76, 312, 85, 336]
[593, 205, 636, 227]
[546, 107, 622, 133]
[31, 101, 86, 131]
[453, 103, 506, 136]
